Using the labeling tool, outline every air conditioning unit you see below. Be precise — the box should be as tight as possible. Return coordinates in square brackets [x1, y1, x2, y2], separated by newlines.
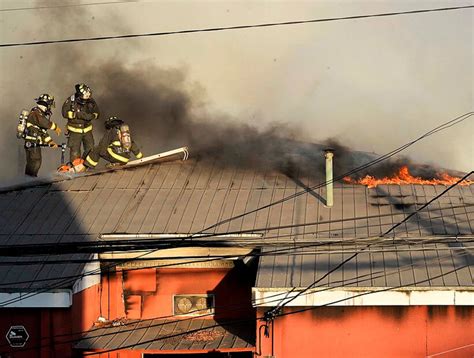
[173, 294, 214, 316]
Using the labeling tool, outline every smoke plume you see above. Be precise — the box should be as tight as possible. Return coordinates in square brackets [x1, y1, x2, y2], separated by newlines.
[0, 2, 466, 188]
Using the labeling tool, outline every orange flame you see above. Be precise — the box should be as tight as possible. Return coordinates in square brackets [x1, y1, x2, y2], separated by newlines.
[343, 166, 473, 188]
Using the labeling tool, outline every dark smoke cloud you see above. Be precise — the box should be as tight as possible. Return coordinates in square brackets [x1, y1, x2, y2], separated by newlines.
[0, 2, 461, 188]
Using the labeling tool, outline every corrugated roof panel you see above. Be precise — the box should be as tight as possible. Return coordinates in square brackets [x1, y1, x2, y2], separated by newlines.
[189, 189, 217, 233]
[299, 247, 316, 287]
[381, 246, 402, 287]
[314, 249, 330, 287]
[114, 188, 151, 233]
[159, 163, 183, 189]
[116, 169, 139, 189]
[102, 170, 125, 189]
[240, 169, 256, 189]
[148, 164, 171, 189]
[151, 189, 184, 233]
[14, 191, 58, 235]
[181, 161, 203, 189]
[252, 189, 273, 232]
[121, 320, 153, 349]
[271, 252, 290, 288]
[1, 188, 48, 235]
[149, 320, 179, 350]
[173, 163, 196, 189]
[20, 192, 65, 235]
[371, 247, 386, 287]
[206, 164, 225, 190]
[409, 245, 430, 287]
[215, 189, 239, 233]
[132, 320, 163, 350]
[397, 247, 416, 286]
[303, 190, 319, 237]
[327, 244, 344, 287]
[291, 190, 307, 240]
[240, 189, 263, 232]
[173, 320, 195, 351]
[177, 189, 205, 233]
[126, 165, 151, 189]
[78, 175, 100, 191]
[126, 189, 160, 233]
[139, 188, 171, 233]
[65, 189, 109, 234]
[227, 189, 251, 233]
[202, 189, 227, 234]
[217, 167, 237, 190]
[354, 245, 372, 287]
[89, 189, 132, 233]
[67, 176, 89, 191]
[278, 188, 297, 241]
[165, 189, 194, 233]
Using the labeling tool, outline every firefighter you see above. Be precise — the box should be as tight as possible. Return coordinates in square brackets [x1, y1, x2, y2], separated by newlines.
[61, 83, 100, 162]
[84, 116, 143, 169]
[24, 94, 62, 177]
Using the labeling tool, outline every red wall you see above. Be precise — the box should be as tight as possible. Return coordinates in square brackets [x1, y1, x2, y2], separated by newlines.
[0, 265, 255, 357]
[257, 306, 474, 358]
[0, 284, 100, 358]
[102, 266, 255, 321]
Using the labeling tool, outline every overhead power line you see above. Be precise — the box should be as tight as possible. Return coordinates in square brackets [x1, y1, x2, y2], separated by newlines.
[200, 112, 473, 234]
[2, 204, 472, 256]
[0, 5, 472, 48]
[266, 172, 472, 313]
[2, 249, 468, 354]
[79, 264, 468, 356]
[0, 1, 137, 12]
[0, 113, 471, 307]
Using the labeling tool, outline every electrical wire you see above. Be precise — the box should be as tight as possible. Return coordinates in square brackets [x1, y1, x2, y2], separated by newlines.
[0, 5, 472, 47]
[0, 1, 137, 12]
[3, 248, 468, 353]
[0, 114, 471, 306]
[199, 112, 473, 234]
[77, 264, 469, 356]
[2, 203, 472, 256]
[266, 172, 472, 313]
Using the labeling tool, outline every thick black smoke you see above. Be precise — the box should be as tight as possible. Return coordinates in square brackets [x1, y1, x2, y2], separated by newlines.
[0, 3, 459, 187]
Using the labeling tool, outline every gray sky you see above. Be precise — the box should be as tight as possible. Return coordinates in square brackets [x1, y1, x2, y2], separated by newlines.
[0, 0, 472, 185]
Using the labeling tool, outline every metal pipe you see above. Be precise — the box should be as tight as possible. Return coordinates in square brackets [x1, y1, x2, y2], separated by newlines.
[324, 149, 334, 207]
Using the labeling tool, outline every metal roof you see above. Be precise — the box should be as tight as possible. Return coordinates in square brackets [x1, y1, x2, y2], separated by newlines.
[74, 318, 254, 352]
[0, 159, 473, 290]
[255, 241, 474, 289]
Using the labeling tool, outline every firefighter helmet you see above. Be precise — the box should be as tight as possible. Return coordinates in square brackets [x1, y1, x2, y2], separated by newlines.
[75, 83, 92, 97]
[35, 94, 55, 108]
[105, 116, 124, 129]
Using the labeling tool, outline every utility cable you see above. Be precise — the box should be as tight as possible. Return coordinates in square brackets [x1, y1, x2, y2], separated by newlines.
[198, 112, 473, 234]
[76, 264, 469, 356]
[0, 1, 137, 12]
[2, 203, 472, 256]
[0, 113, 471, 306]
[0, 5, 472, 47]
[3, 249, 468, 353]
[266, 172, 472, 314]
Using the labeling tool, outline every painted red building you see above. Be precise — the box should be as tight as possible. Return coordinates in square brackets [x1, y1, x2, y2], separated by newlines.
[0, 158, 472, 357]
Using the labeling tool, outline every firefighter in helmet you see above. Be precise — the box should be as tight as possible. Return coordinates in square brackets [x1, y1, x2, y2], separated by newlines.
[84, 116, 143, 169]
[24, 94, 62, 177]
[61, 83, 100, 162]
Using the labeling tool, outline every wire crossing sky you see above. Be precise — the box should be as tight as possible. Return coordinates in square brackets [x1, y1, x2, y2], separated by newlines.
[0, 5, 472, 48]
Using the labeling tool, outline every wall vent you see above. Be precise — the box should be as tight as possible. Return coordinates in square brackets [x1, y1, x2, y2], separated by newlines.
[173, 294, 214, 316]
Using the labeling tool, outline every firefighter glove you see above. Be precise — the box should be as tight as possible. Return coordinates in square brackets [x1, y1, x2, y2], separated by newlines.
[54, 126, 62, 136]
[49, 142, 59, 148]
